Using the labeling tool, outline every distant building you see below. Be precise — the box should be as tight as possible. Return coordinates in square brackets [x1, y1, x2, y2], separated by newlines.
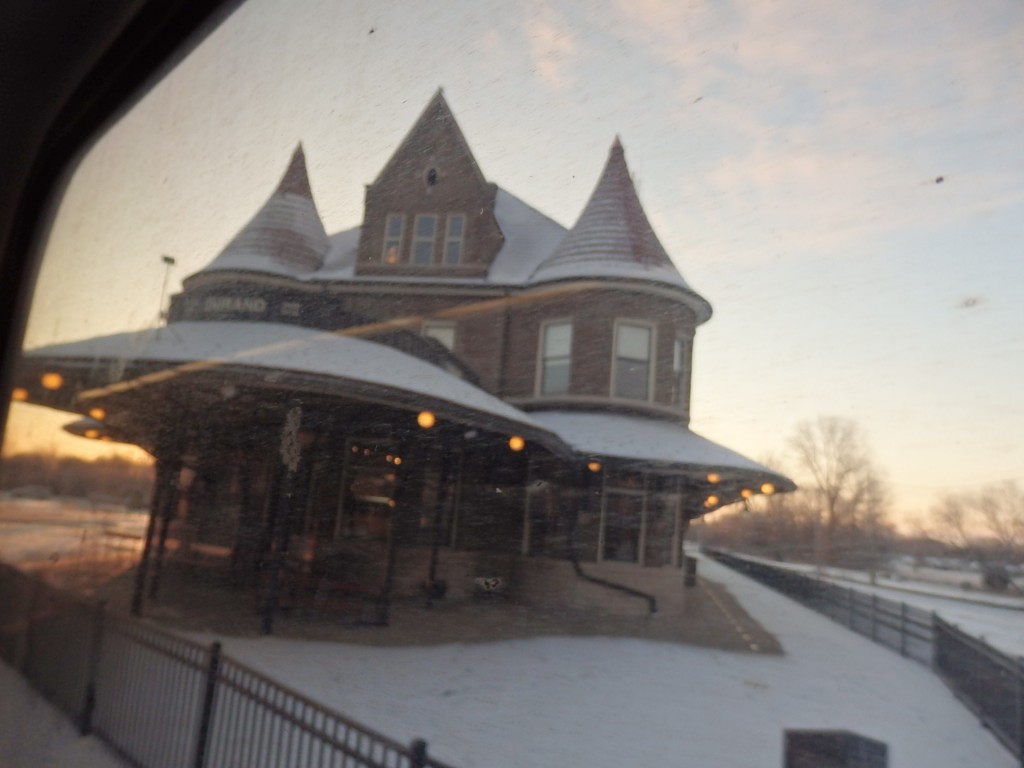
[17, 91, 793, 627]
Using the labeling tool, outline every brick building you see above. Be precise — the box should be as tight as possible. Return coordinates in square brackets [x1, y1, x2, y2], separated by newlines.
[17, 91, 793, 626]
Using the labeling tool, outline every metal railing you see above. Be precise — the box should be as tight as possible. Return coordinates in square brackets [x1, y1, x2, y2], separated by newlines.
[706, 549, 1024, 763]
[934, 616, 1024, 764]
[0, 563, 455, 768]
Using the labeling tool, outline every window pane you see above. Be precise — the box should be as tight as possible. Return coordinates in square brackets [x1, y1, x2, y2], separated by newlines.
[542, 359, 570, 395]
[386, 214, 403, 238]
[413, 241, 433, 264]
[602, 494, 642, 563]
[415, 215, 436, 237]
[446, 214, 464, 237]
[616, 324, 650, 360]
[615, 358, 649, 400]
[444, 241, 461, 265]
[543, 323, 572, 357]
[424, 323, 455, 350]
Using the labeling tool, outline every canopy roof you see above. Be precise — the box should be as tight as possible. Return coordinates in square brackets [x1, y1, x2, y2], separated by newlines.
[21, 321, 568, 453]
[528, 410, 795, 491]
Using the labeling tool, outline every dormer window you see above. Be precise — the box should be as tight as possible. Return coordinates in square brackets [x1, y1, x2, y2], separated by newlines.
[412, 214, 438, 264]
[613, 320, 653, 401]
[444, 214, 465, 265]
[382, 214, 404, 264]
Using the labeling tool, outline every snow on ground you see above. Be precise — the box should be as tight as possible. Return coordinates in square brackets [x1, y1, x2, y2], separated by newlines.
[752, 555, 1024, 610]
[205, 555, 1013, 768]
[819, 577, 1024, 657]
[0, 662, 127, 767]
[0, 498, 145, 565]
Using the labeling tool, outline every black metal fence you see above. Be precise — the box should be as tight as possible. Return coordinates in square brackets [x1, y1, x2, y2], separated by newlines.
[934, 616, 1024, 765]
[0, 563, 456, 768]
[706, 549, 1024, 763]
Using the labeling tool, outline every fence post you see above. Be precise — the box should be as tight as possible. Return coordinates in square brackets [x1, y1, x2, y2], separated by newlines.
[80, 600, 106, 735]
[1016, 656, 1023, 768]
[899, 602, 907, 658]
[193, 641, 222, 768]
[870, 594, 878, 641]
[20, 576, 43, 676]
[410, 738, 428, 768]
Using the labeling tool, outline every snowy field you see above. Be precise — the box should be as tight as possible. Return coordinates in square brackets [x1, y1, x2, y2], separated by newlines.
[0, 497, 145, 584]
[192, 556, 1013, 768]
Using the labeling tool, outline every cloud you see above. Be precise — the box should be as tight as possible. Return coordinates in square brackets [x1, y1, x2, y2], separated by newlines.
[525, 4, 581, 90]
[598, 0, 1024, 259]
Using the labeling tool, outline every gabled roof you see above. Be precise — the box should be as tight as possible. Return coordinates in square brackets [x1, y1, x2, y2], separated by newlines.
[371, 89, 488, 188]
[529, 139, 712, 322]
[200, 144, 330, 275]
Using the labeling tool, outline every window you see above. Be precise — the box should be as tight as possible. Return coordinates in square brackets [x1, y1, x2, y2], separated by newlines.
[423, 321, 455, 351]
[613, 321, 653, 400]
[539, 321, 572, 395]
[601, 492, 643, 563]
[672, 336, 688, 406]
[382, 214, 404, 264]
[412, 214, 437, 264]
[444, 213, 464, 265]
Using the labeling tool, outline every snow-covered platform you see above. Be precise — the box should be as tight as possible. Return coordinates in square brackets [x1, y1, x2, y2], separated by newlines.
[179, 554, 1013, 768]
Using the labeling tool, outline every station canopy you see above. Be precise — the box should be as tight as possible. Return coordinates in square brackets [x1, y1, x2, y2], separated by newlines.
[17, 321, 570, 455]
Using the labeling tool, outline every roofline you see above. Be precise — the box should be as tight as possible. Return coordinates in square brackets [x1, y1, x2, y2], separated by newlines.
[180, 268, 711, 322]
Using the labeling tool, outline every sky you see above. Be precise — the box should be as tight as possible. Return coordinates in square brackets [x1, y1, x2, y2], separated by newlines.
[5, 0, 1024, 528]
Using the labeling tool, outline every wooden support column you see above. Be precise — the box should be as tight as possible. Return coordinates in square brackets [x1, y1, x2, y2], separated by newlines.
[261, 403, 304, 636]
[378, 433, 427, 626]
[131, 459, 173, 616]
[148, 458, 183, 599]
[425, 439, 456, 605]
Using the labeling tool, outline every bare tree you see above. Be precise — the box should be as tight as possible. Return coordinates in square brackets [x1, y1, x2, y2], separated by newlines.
[929, 482, 1023, 564]
[931, 492, 973, 554]
[978, 481, 1024, 561]
[789, 416, 888, 566]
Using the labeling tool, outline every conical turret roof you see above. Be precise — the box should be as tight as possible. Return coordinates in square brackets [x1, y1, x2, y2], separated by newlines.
[530, 139, 711, 322]
[200, 144, 330, 276]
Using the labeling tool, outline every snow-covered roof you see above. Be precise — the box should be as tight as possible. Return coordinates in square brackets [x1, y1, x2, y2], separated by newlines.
[24, 322, 567, 449]
[189, 135, 709, 320]
[488, 188, 568, 283]
[201, 146, 329, 276]
[298, 188, 568, 284]
[528, 140, 712, 322]
[528, 410, 793, 486]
